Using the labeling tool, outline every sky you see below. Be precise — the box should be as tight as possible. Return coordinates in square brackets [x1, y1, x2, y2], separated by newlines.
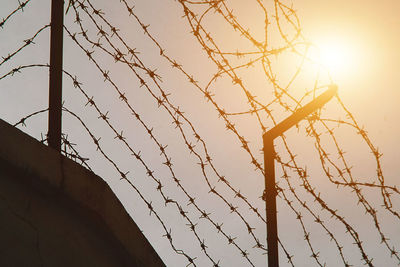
[1, 0, 399, 266]
[297, 0, 400, 197]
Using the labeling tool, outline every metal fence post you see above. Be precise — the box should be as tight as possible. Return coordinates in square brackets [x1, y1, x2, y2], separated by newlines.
[262, 85, 337, 266]
[48, 0, 64, 151]
[264, 137, 279, 267]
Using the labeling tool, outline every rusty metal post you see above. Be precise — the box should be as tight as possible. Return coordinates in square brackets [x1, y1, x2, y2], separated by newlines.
[262, 85, 338, 266]
[48, 0, 64, 151]
[264, 137, 279, 267]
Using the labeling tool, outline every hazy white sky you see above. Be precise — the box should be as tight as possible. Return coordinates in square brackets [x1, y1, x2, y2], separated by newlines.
[1, 0, 399, 266]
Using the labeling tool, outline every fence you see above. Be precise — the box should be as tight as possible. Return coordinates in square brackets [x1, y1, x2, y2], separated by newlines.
[1, 0, 399, 266]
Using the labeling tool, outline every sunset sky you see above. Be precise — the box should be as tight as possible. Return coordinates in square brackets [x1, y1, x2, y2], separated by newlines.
[298, 0, 400, 168]
[1, 0, 399, 266]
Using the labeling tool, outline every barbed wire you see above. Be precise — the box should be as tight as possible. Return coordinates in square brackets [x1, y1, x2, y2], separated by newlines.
[61, 132, 93, 171]
[0, 24, 49, 68]
[0, 63, 49, 81]
[0, 0, 32, 30]
[61, 29, 256, 263]
[62, 105, 200, 266]
[12, 108, 93, 171]
[1, 0, 399, 266]
[67, 0, 279, 260]
[173, 1, 399, 265]
[13, 108, 48, 127]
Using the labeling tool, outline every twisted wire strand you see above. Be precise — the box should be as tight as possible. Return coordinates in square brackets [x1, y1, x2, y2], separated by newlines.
[0, 24, 50, 68]
[62, 106, 199, 266]
[0, 0, 32, 29]
[1, 0, 398, 265]
[62, 55, 251, 264]
[173, 0, 399, 265]
[68, 0, 276, 262]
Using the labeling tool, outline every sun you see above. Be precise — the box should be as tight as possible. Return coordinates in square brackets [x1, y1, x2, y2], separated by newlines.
[319, 42, 348, 71]
[309, 35, 360, 80]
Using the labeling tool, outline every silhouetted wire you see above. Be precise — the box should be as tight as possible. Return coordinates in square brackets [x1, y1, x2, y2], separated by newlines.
[0, 0, 31, 29]
[12, 108, 92, 170]
[1, 0, 399, 265]
[69, 0, 272, 261]
[67, 0, 400, 265]
[13, 108, 48, 127]
[0, 25, 50, 68]
[63, 105, 200, 266]
[174, 0, 399, 265]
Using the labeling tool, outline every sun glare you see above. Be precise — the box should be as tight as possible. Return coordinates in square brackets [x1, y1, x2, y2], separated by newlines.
[310, 36, 360, 80]
[319, 43, 348, 71]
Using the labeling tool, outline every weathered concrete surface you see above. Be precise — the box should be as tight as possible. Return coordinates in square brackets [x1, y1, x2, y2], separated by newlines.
[0, 118, 165, 267]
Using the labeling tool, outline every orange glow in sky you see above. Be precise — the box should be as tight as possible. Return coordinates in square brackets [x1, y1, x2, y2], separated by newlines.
[1, 0, 400, 266]
[307, 34, 363, 82]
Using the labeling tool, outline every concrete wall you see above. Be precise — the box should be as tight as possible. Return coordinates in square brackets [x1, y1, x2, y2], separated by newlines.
[0, 118, 165, 267]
